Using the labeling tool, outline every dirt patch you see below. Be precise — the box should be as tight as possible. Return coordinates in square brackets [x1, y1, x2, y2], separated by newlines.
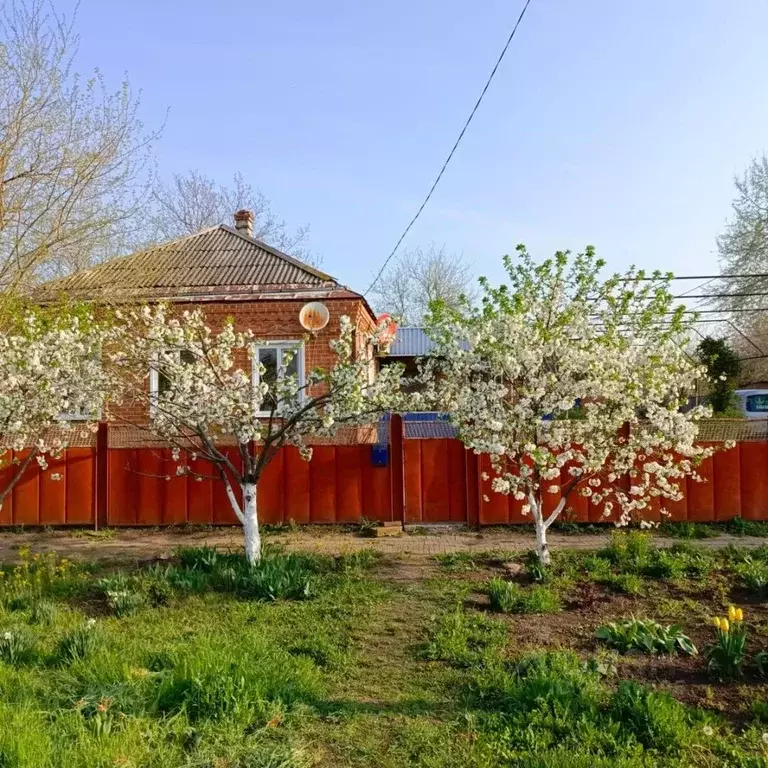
[0, 526, 765, 564]
[461, 572, 768, 725]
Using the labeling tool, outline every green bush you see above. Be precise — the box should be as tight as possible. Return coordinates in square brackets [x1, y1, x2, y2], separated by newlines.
[0, 627, 37, 665]
[595, 618, 697, 656]
[487, 578, 561, 614]
[422, 609, 506, 667]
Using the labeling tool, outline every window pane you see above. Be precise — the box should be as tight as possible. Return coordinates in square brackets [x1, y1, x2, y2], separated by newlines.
[746, 395, 768, 413]
[259, 347, 278, 412]
[283, 347, 299, 380]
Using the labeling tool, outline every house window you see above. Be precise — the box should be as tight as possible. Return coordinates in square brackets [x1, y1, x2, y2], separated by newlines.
[149, 349, 196, 411]
[253, 342, 304, 415]
[59, 403, 99, 421]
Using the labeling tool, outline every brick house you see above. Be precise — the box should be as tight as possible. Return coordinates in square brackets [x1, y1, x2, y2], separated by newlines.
[45, 210, 378, 426]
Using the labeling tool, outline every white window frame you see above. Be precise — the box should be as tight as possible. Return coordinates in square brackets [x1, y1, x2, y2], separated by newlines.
[252, 341, 305, 417]
[59, 348, 103, 421]
[59, 403, 101, 422]
[149, 348, 196, 417]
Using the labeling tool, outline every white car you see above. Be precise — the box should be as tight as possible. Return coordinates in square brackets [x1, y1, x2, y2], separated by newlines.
[735, 389, 768, 420]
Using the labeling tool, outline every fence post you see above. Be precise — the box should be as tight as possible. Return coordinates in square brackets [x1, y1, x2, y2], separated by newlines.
[465, 449, 480, 529]
[390, 414, 404, 523]
[95, 422, 108, 530]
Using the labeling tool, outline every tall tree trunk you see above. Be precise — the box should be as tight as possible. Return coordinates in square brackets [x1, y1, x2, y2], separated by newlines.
[242, 481, 261, 564]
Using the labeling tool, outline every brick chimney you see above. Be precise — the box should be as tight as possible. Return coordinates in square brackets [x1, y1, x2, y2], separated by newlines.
[233, 209, 254, 238]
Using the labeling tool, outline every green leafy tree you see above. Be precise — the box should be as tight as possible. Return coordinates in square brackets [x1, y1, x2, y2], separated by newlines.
[696, 337, 741, 415]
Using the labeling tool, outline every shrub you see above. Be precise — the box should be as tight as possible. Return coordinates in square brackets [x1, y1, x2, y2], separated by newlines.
[0, 627, 36, 665]
[422, 609, 506, 667]
[55, 619, 102, 664]
[735, 558, 768, 598]
[99, 575, 145, 617]
[488, 579, 561, 614]
[609, 680, 691, 752]
[595, 618, 697, 656]
[707, 606, 747, 680]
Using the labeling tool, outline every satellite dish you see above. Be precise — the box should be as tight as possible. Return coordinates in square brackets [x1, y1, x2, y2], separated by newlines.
[299, 302, 330, 332]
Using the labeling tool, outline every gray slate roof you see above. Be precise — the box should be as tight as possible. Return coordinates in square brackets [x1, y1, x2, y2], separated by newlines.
[42, 225, 355, 302]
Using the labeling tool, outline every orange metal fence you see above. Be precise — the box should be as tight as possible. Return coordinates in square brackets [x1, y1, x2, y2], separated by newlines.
[1, 418, 768, 527]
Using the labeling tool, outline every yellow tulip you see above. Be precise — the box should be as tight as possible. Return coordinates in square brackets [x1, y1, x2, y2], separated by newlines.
[729, 606, 736, 622]
[713, 617, 721, 629]
[736, 608, 744, 622]
[721, 618, 730, 633]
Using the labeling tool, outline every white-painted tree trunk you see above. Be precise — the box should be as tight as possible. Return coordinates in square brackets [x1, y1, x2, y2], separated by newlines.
[529, 493, 567, 566]
[242, 482, 261, 564]
[534, 514, 551, 566]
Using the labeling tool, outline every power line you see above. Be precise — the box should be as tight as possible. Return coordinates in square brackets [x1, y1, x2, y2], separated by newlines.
[364, 0, 534, 296]
[627, 273, 768, 281]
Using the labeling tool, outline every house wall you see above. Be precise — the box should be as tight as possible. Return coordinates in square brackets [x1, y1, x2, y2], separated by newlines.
[112, 295, 376, 427]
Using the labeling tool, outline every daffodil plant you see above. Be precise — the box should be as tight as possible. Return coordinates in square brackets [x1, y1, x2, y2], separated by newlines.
[110, 306, 405, 563]
[422, 246, 718, 564]
[707, 605, 747, 680]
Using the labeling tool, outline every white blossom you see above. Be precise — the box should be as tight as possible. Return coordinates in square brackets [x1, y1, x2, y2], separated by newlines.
[421, 245, 717, 564]
[109, 305, 405, 563]
[0, 306, 110, 506]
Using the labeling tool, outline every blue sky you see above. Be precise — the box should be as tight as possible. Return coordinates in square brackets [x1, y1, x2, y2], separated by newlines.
[67, 0, 768, 295]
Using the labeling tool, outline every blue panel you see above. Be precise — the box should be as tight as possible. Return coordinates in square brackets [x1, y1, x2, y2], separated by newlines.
[371, 445, 389, 467]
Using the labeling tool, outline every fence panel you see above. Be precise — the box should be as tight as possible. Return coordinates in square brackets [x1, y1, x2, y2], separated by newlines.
[4, 422, 768, 529]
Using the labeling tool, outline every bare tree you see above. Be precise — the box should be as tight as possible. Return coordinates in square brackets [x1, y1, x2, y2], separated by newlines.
[370, 244, 476, 325]
[717, 155, 768, 310]
[148, 170, 318, 265]
[0, 0, 159, 286]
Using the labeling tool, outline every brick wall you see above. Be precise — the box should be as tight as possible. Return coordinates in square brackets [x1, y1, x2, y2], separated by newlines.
[111, 296, 376, 426]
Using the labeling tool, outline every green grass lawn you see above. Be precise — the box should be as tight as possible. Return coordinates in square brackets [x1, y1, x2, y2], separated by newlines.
[1, 536, 768, 766]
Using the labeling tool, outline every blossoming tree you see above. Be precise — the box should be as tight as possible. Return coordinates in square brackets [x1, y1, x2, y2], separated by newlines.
[0, 304, 111, 507]
[111, 306, 404, 563]
[422, 246, 715, 564]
